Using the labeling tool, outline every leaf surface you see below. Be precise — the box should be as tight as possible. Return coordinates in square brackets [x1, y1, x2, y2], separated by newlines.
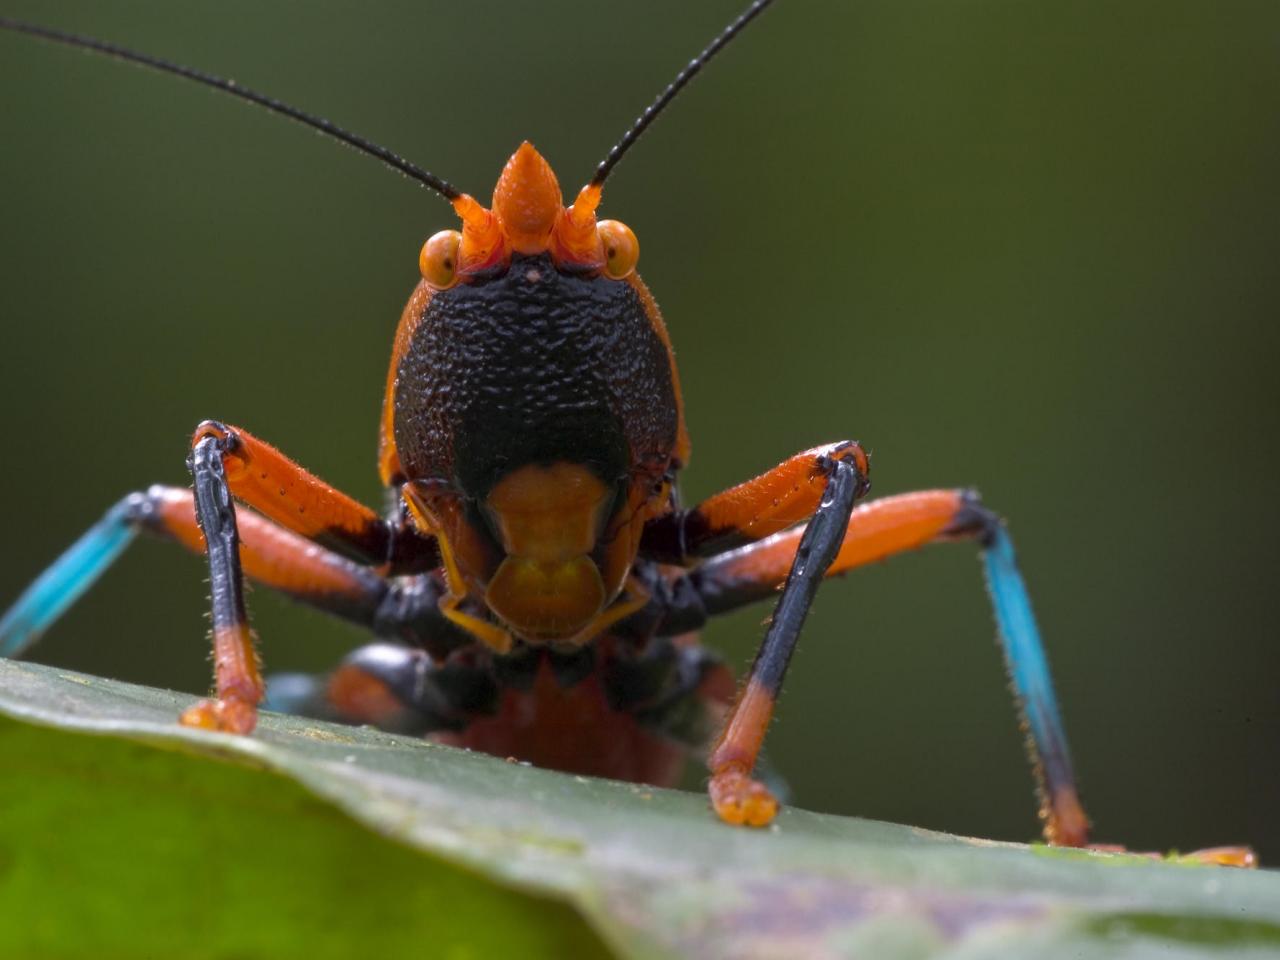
[1, 659, 1276, 959]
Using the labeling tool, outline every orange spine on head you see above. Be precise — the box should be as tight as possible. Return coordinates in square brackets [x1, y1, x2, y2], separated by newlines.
[492, 141, 563, 255]
[553, 183, 605, 269]
[450, 143, 611, 274]
[453, 193, 507, 276]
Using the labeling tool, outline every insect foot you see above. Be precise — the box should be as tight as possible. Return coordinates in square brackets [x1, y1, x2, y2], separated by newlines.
[709, 766, 780, 827]
[180, 693, 259, 735]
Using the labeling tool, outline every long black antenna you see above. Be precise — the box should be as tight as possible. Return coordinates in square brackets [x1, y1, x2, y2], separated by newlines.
[0, 17, 462, 202]
[592, 0, 777, 187]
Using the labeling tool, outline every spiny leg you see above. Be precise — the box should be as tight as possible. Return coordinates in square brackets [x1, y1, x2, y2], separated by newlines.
[0, 495, 143, 658]
[190, 420, 438, 569]
[0, 483, 447, 659]
[1, 481, 473, 728]
[180, 435, 260, 732]
[641, 441, 871, 562]
[174, 421, 443, 731]
[659, 489, 1254, 862]
[133, 487, 466, 655]
[706, 457, 863, 826]
[181, 416, 436, 733]
[677, 490, 1083, 841]
[2, 418, 438, 662]
[972, 508, 1084, 847]
[0, 423, 473, 738]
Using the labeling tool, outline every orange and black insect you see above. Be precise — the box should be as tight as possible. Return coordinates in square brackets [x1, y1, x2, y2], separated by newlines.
[0, 3, 1253, 862]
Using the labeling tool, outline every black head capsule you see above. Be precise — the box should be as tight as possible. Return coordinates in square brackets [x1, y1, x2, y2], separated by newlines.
[381, 144, 688, 644]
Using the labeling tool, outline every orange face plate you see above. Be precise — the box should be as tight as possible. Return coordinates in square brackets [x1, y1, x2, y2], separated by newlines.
[482, 463, 614, 640]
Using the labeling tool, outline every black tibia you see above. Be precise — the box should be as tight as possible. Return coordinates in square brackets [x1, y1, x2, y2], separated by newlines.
[746, 458, 859, 695]
[188, 436, 248, 641]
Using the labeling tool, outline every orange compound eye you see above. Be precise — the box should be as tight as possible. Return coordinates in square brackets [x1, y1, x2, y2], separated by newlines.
[597, 220, 639, 279]
[419, 229, 462, 289]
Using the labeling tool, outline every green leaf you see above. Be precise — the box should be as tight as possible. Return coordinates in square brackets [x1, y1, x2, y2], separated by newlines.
[1, 659, 1277, 959]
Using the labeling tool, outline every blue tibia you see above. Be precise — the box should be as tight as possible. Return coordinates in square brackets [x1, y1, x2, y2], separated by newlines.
[982, 524, 1076, 795]
[0, 499, 139, 658]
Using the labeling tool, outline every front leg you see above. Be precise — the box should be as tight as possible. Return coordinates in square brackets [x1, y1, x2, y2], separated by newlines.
[180, 433, 261, 733]
[706, 456, 864, 825]
[177, 421, 439, 733]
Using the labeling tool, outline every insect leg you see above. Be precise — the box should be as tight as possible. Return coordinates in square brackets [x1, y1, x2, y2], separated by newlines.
[188, 420, 435, 570]
[0, 492, 143, 658]
[175, 419, 453, 731]
[674, 488, 1089, 845]
[705, 457, 862, 827]
[0, 486, 362, 658]
[178, 434, 261, 732]
[0, 479, 462, 659]
[640, 441, 871, 562]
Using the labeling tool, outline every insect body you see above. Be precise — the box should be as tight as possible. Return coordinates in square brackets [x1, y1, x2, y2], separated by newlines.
[0, 3, 1255, 860]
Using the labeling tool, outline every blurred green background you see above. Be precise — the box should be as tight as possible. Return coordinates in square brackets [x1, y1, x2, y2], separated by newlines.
[1, 1, 1276, 861]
